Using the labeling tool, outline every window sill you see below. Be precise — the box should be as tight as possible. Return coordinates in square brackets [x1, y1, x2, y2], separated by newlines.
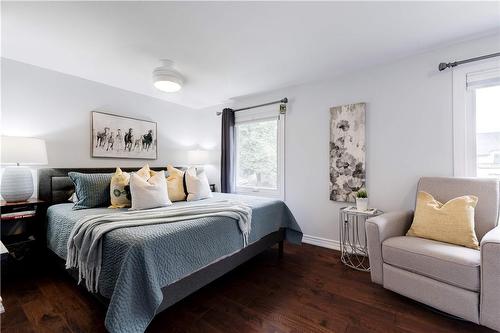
[234, 188, 283, 200]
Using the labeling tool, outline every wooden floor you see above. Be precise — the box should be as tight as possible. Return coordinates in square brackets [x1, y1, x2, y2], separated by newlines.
[1, 243, 493, 333]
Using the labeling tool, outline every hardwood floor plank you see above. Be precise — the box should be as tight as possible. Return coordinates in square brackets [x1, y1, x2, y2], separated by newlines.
[208, 295, 290, 333]
[37, 275, 106, 333]
[246, 291, 349, 333]
[1, 321, 37, 333]
[20, 298, 73, 333]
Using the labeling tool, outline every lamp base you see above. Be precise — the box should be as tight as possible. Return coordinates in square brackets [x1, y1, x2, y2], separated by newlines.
[1, 166, 34, 202]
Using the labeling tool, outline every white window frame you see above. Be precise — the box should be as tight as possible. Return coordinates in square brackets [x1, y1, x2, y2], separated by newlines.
[234, 106, 285, 199]
[452, 59, 500, 177]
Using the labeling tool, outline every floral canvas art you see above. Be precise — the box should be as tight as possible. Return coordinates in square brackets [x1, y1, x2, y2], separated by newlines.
[329, 103, 366, 202]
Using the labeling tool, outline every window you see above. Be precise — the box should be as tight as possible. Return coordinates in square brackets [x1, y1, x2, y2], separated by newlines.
[234, 107, 285, 198]
[474, 85, 500, 178]
[453, 62, 500, 178]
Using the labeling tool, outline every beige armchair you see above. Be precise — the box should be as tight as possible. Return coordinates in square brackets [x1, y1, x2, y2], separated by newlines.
[366, 177, 500, 331]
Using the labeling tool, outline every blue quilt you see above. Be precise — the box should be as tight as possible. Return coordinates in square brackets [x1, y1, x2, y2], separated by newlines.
[46, 193, 302, 333]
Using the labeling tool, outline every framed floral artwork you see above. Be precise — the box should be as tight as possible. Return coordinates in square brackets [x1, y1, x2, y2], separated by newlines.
[329, 103, 366, 202]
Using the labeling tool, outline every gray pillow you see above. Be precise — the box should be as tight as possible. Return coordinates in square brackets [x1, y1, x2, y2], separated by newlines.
[68, 172, 113, 210]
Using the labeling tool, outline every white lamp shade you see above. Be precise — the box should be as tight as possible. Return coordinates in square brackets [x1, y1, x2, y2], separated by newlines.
[187, 150, 209, 165]
[1, 136, 48, 165]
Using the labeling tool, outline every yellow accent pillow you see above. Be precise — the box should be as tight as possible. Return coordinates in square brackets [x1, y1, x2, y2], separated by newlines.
[406, 191, 479, 249]
[166, 165, 186, 202]
[109, 165, 151, 208]
[137, 164, 152, 180]
[149, 165, 187, 202]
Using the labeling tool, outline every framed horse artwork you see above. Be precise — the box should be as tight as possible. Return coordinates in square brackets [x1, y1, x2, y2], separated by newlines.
[91, 111, 157, 160]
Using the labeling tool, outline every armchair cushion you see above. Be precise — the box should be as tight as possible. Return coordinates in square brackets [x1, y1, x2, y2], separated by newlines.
[383, 236, 480, 291]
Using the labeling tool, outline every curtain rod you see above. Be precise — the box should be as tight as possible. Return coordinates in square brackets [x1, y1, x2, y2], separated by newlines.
[216, 97, 288, 116]
[438, 52, 500, 71]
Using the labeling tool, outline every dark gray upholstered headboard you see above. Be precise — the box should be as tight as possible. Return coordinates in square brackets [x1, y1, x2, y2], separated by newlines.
[38, 167, 185, 206]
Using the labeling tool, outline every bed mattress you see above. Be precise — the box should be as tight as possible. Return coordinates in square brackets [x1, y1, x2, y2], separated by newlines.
[46, 192, 302, 333]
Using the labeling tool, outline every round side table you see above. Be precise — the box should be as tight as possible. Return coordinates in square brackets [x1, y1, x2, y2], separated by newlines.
[339, 207, 383, 272]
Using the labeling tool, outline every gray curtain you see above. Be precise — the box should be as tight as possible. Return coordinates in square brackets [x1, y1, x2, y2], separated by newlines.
[220, 108, 235, 193]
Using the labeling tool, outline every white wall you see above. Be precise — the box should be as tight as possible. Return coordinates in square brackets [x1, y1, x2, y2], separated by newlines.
[229, 33, 500, 248]
[1, 59, 221, 194]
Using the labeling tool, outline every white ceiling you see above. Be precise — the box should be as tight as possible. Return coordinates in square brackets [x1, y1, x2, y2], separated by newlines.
[3, 2, 500, 109]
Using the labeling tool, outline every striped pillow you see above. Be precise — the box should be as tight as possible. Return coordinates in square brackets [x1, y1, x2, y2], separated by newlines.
[68, 172, 113, 210]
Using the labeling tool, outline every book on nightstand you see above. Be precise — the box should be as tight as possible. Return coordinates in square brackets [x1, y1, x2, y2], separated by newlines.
[1, 210, 37, 220]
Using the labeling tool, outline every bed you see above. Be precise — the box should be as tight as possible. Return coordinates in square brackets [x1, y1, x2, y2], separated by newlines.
[38, 168, 302, 333]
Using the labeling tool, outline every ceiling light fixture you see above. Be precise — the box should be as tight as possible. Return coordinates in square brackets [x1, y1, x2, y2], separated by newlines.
[153, 59, 184, 92]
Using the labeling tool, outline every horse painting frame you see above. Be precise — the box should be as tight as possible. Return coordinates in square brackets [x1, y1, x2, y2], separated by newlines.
[91, 111, 157, 160]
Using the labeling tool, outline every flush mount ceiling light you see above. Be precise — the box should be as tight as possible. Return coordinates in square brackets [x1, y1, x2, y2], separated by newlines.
[153, 59, 184, 93]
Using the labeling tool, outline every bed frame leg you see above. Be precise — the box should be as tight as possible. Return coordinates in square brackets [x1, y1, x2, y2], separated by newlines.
[278, 240, 284, 259]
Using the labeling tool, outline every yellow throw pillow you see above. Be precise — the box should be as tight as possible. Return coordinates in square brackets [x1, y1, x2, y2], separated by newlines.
[406, 191, 479, 249]
[166, 165, 186, 202]
[109, 165, 151, 208]
[149, 165, 187, 201]
[137, 164, 152, 180]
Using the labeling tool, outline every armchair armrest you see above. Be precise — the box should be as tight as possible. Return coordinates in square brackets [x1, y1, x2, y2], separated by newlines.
[480, 225, 500, 331]
[365, 211, 414, 284]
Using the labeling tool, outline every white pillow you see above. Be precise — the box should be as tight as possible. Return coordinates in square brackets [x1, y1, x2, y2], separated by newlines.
[129, 170, 172, 210]
[185, 167, 213, 201]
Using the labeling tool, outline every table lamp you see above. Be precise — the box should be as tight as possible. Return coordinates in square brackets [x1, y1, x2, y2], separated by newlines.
[187, 149, 209, 167]
[1, 136, 48, 202]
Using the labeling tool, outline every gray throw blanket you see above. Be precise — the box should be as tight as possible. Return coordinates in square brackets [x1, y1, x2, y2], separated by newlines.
[66, 200, 252, 293]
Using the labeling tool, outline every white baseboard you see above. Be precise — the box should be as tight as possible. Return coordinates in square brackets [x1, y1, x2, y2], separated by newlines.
[302, 234, 341, 251]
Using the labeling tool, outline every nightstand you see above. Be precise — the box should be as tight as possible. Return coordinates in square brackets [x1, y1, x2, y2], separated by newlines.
[339, 207, 383, 272]
[0, 199, 45, 262]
